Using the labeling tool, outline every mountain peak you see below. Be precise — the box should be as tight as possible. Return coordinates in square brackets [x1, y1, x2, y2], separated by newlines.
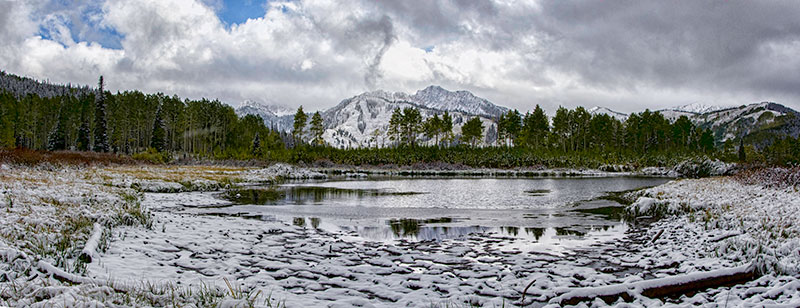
[588, 106, 628, 120]
[666, 102, 732, 114]
[411, 85, 507, 117]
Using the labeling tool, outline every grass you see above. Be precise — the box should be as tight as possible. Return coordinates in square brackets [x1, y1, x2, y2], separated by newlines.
[0, 148, 138, 166]
[113, 192, 153, 229]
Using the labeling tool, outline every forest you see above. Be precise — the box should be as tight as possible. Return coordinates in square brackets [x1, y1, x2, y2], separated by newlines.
[1, 72, 798, 167]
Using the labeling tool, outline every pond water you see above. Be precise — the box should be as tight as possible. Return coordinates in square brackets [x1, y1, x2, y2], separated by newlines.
[196, 176, 669, 248]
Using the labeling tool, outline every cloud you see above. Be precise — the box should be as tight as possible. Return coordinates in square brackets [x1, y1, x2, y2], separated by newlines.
[1, 0, 799, 114]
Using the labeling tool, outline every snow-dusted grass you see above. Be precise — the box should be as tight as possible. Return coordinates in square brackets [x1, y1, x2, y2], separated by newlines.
[627, 174, 800, 275]
[3, 162, 798, 307]
[0, 162, 323, 307]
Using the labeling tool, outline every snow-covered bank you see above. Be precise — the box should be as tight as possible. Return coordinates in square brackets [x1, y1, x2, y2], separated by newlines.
[628, 175, 800, 275]
[0, 163, 324, 307]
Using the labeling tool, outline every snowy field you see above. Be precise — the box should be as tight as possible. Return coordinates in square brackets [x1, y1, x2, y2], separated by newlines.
[1, 163, 799, 307]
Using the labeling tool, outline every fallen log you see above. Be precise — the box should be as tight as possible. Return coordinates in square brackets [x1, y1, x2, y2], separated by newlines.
[79, 223, 103, 263]
[38, 260, 129, 293]
[550, 262, 759, 306]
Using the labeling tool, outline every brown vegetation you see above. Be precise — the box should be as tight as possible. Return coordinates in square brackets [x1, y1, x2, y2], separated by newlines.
[734, 166, 800, 189]
[0, 148, 139, 166]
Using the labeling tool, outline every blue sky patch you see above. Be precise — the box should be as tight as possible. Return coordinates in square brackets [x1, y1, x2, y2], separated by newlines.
[218, 0, 268, 26]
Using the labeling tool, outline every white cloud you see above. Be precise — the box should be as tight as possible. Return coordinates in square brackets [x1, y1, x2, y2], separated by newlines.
[0, 0, 799, 113]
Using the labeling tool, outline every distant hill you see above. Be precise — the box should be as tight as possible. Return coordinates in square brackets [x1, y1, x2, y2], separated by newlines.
[588, 103, 800, 147]
[0, 71, 95, 99]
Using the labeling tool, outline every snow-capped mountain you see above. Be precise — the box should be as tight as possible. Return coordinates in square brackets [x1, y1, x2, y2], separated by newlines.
[669, 102, 731, 114]
[657, 102, 733, 122]
[411, 85, 508, 118]
[236, 100, 295, 132]
[235, 86, 505, 148]
[694, 102, 800, 144]
[320, 89, 501, 148]
[588, 106, 628, 121]
[237, 89, 799, 149]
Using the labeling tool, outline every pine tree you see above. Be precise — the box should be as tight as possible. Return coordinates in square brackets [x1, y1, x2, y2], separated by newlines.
[423, 114, 442, 145]
[150, 107, 166, 152]
[251, 132, 261, 157]
[47, 114, 67, 151]
[461, 116, 484, 147]
[310, 111, 324, 146]
[93, 76, 109, 152]
[521, 104, 549, 148]
[738, 137, 746, 162]
[441, 111, 453, 146]
[292, 106, 307, 145]
[77, 116, 90, 151]
[400, 107, 422, 146]
[388, 108, 402, 146]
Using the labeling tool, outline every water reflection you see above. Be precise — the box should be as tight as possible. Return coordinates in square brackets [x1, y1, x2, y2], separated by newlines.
[525, 189, 551, 196]
[223, 186, 425, 205]
[197, 177, 667, 251]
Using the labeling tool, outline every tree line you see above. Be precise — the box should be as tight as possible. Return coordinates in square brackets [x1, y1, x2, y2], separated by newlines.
[1, 76, 285, 160]
[288, 102, 716, 157]
[2, 72, 797, 166]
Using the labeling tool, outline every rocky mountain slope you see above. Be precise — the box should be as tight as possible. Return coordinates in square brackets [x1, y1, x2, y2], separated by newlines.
[235, 100, 295, 132]
[587, 103, 800, 146]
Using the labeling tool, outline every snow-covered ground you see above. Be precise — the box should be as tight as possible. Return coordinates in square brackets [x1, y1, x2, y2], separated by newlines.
[0, 163, 321, 307]
[2, 163, 799, 307]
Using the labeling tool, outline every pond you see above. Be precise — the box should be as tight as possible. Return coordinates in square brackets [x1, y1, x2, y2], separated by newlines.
[195, 176, 669, 249]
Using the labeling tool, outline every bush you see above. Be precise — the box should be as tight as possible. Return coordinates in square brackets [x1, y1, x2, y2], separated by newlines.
[131, 148, 171, 164]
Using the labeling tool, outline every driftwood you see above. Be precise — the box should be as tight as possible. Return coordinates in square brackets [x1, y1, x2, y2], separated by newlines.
[550, 263, 758, 306]
[38, 261, 128, 293]
[651, 229, 665, 243]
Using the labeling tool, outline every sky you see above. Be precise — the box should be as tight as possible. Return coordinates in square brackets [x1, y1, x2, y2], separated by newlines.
[1, 0, 799, 113]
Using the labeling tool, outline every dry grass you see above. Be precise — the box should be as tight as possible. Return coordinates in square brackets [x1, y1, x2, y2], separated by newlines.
[734, 167, 800, 189]
[105, 165, 251, 183]
[0, 148, 139, 166]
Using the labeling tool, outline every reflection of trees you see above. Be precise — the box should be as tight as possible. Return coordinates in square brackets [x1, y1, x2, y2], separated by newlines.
[555, 227, 585, 236]
[389, 219, 421, 237]
[503, 226, 519, 236]
[293, 217, 306, 227]
[525, 228, 544, 240]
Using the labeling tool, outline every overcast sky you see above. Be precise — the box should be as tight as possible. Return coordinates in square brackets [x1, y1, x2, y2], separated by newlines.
[1, 0, 799, 113]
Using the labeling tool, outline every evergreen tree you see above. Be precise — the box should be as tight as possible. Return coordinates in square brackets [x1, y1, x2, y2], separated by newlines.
[423, 114, 442, 145]
[497, 110, 522, 146]
[441, 111, 453, 145]
[310, 111, 324, 146]
[399, 107, 422, 146]
[77, 116, 90, 151]
[292, 106, 307, 145]
[552, 107, 570, 152]
[93, 76, 109, 152]
[47, 112, 67, 151]
[252, 132, 261, 157]
[699, 129, 715, 153]
[521, 104, 549, 148]
[150, 107, 166, 152]
[738, 137, 746, 162]
[388, 108, 402, 146]
[461, 116, 484, 147]
[672, 116, 694, 149]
